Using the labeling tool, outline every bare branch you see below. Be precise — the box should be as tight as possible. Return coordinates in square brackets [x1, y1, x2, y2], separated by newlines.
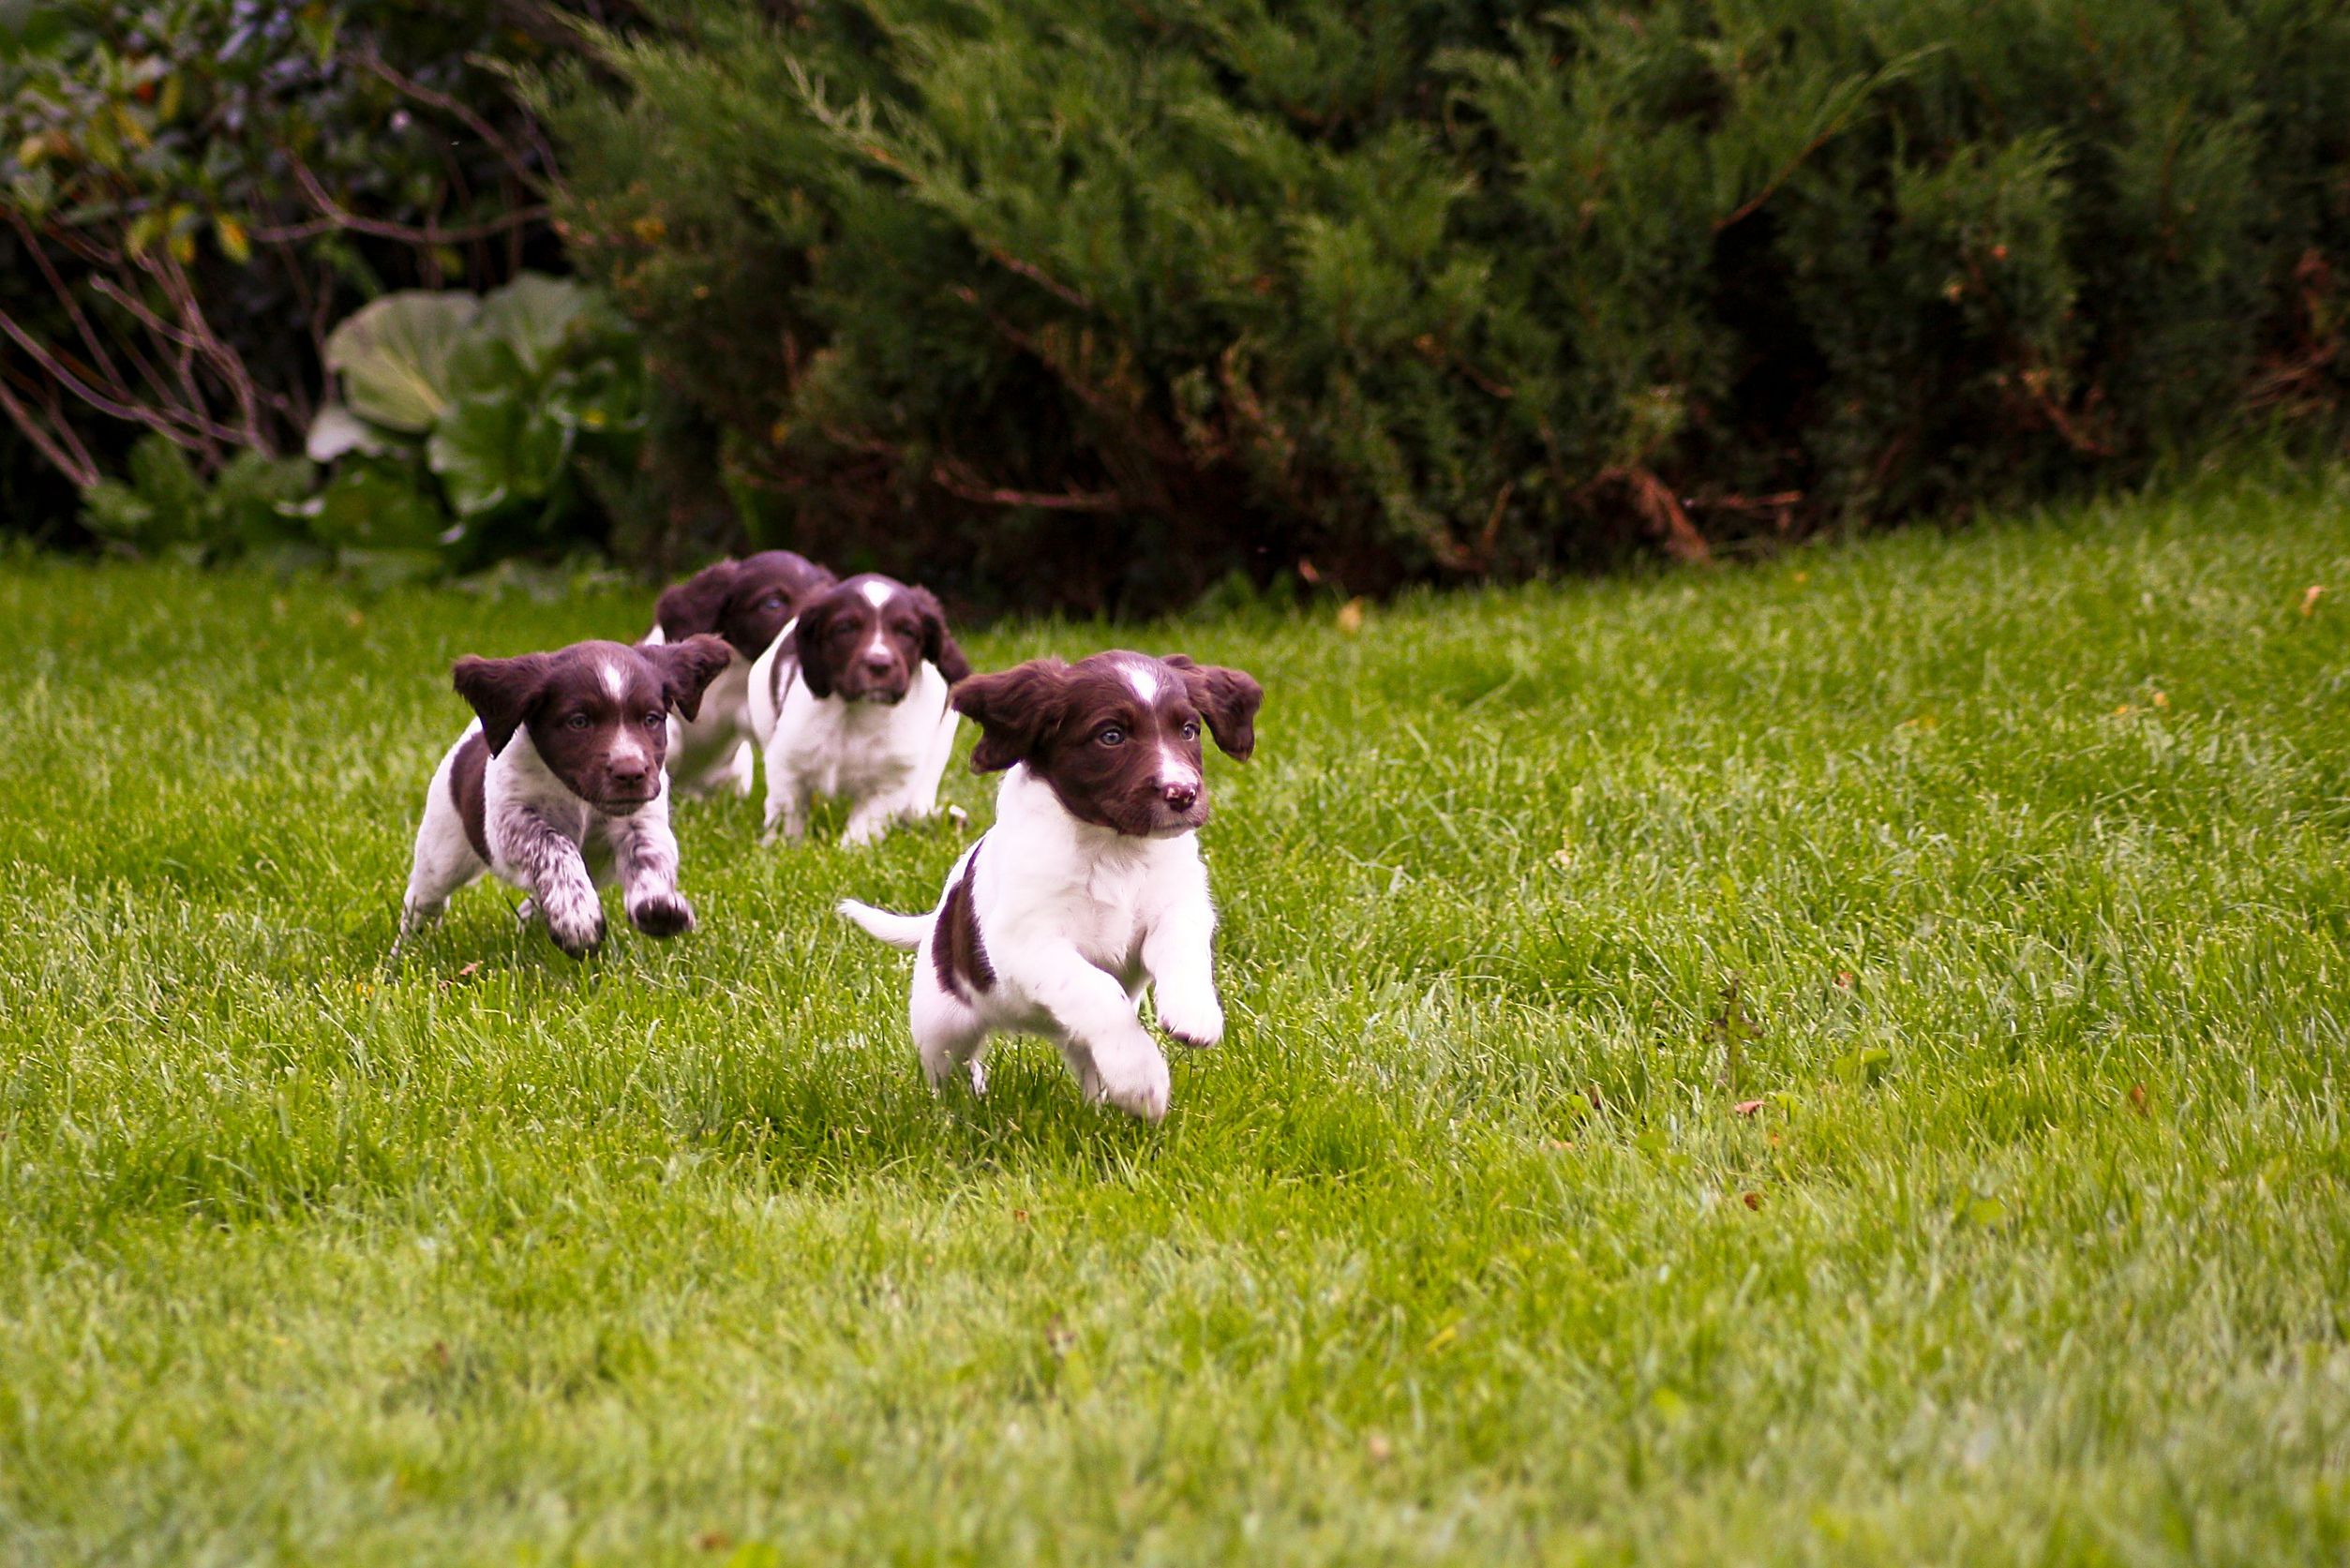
[0, 371, 99, 487]
[7, 210, 128, 391]
[287, 155, 548, 246]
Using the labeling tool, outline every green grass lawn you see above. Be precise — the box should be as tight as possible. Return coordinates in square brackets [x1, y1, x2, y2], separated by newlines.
[3, 462, 2347, 1565]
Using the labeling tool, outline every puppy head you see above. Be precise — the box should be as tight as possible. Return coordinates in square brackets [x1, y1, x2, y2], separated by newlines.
[952, 650, 1263, 837]
[794, 574, 969, 705]
[451, 635, 732, 814]
[654, 550, 836, 659]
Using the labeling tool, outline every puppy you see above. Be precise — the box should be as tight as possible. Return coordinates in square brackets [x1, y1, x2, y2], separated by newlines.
[839, 651, 1263, 1121]
[644, 550, 836, 797]
[399, 635, 734, 958]
[746, 574, 972, 846]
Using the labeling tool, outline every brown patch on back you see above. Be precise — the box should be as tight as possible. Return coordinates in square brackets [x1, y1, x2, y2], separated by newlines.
[450, 729, 490, 864]
[655, 551, 836, 658]
[933, 843, 994, 1000]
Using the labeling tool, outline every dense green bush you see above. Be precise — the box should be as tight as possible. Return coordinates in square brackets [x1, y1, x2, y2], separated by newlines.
[542, 0, 2350, 611]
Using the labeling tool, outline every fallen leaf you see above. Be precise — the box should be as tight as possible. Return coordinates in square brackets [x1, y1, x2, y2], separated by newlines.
[1297, 558, 1323, 585]
[346, 609, 365, 629]
[2113, 704, 2133, 717]
[1734, 1099, 1764, 1117]
[457, 962, 479, 979]
[694, 1530, 733, 1553]
[1791, 570, 1809, 584]
[1742, 1190, 1761, 1210]
[2301, 585, 2326, 616]
[2128, 1083, 2149, 1116]
[1366, 1432, 1393, 1463]
[2151, 691, 2169, 709]
[1336, 597, 1367, 635]
[1835, 972, 1854, 990]
[1012, 1209, 1028, 1223]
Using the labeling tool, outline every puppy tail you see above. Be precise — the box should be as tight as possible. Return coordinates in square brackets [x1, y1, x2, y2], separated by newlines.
[836, 899, 930, 951]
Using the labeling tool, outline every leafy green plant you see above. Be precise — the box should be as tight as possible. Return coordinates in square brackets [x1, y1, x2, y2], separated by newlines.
[79, 435, 310, 563]
[79, 274, 648, 580]
[309, 272, 648, 573]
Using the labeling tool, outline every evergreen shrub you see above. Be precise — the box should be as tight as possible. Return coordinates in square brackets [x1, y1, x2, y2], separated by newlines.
[544, 0, 2350, 611]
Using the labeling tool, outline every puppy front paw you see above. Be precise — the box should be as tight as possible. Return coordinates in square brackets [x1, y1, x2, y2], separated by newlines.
[1090, 1041, 1172, 1123]
[547, 912, 606, 960]
[540, 888, 606, 958]
[628, 890, 696, 938]
[1155, 990, 1224, 1052]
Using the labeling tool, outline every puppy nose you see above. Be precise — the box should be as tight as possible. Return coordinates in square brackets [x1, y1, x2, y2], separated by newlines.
[861, 651, 895, 675]
[1161, 782, 1198, 812]
[609, 762, 650, 790]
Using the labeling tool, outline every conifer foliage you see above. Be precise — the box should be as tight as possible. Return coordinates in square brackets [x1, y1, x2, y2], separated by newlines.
[544, 1, 2350, 608]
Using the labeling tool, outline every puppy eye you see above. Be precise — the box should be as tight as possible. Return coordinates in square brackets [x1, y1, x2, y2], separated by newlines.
[1098, 726, 1125, 746]
[1181, 721, 1200, 741]
[642, 711, 665, 727]
[760, 593, 785, 609]
[565, 713, 592, 731]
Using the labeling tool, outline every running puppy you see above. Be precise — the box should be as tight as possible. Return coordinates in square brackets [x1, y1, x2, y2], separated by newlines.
[839, 650, 1263, 1121]
[399, 635, 734, 957]
[746, 573, 971, 846]
[645, 550, 836, 797]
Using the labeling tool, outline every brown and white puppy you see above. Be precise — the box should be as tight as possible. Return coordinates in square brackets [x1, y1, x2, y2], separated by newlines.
[839, 650, 1263, 1120]
[644, 550, 836, 797]
[399, 636, 733, 958]
[746, 574, 973, 845]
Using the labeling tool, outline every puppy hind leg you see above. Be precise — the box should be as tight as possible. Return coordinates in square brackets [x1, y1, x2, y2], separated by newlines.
[397, 831, 482, 958]
[910, 977, 988, 1096]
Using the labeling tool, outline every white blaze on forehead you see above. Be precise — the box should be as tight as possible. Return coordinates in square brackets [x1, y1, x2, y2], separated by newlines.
[1123, 662, 1160, 703]
[859, 578, 895, 609]
[601, 657, 629, 702]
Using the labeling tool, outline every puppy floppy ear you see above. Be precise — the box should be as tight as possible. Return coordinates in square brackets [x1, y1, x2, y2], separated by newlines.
[952, 658, 1070, 772]
[910, 586, 971, 684]
[653, 559, 738, 640]
[645, 634, 733, 721]
[452, 652, 549, 756]
[1164, 655, 1264, 761]
[792, 593, 842, 698]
